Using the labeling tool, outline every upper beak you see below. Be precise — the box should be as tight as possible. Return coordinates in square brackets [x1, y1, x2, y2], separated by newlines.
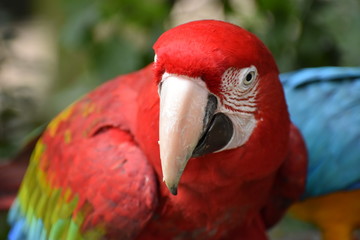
[159, 75, 210, 195]
[159, 75, 233, 195]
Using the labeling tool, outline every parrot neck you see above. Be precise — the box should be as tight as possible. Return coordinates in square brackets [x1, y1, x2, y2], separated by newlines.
[148, 150, 279, 238]
[154, 106, 290, 235]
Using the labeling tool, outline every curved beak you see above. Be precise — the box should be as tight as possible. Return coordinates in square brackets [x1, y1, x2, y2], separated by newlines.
[159, 75, 210, 195]
[159, 74, 233, 195]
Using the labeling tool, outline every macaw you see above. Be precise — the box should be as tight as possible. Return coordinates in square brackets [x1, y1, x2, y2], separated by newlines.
[280, 67, 360, 240]
[7, 20, 308, 240]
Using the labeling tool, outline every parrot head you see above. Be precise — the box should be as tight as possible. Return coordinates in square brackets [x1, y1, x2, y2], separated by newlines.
[153, 20, 289, 195]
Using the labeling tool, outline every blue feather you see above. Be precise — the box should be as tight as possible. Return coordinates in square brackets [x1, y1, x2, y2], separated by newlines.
[280, 67, 360, 198]
[8, 201, 26, 240]
[7, 199, 48, 240]
[8, 218, 26, 240]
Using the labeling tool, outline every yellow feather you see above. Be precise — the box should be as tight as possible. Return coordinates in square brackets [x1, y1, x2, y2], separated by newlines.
[290, 190, 360, 240]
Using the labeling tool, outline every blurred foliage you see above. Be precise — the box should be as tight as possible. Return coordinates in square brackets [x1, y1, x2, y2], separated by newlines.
[0, 87, 38, 157]
[0, 211, 9, 238]
[0, 0, 173, 157]
[227, 0, 360, 72]
[40, 0, 173, 117]
[33, 0, 360, 120]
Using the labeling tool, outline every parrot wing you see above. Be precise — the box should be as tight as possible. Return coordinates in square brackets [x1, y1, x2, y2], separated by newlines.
[7, 66, 159, 240]
[280, 67, 360, 198]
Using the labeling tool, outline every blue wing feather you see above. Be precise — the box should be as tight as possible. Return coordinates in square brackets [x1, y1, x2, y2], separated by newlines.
[8, 200, 26, 240]
[280, 67, 360, 198]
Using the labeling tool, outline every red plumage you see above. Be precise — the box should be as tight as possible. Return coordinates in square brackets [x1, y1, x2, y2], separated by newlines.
[7, 20, 307, 240]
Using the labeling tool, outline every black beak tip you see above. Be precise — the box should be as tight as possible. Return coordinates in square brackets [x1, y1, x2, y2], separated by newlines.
[170, 186, 178, 196]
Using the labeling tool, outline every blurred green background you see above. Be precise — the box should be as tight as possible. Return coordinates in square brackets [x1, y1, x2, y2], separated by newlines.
[0, 0, 359, 239]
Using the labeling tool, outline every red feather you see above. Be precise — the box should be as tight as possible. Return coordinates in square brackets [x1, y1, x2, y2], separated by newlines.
[7, 20, 307, 240]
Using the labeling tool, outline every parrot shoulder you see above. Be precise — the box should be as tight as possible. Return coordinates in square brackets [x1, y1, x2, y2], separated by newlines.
[8, 66, 159, 240]
[261, 123, 307, 228]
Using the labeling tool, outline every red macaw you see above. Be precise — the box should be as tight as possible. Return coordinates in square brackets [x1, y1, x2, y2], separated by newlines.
[7, 20, 307, 240]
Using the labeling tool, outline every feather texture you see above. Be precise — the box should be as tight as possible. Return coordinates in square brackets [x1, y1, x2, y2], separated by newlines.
[7, 20, 308, 240]
[280, 67, 360, 198]
[7, 66, 158, 240]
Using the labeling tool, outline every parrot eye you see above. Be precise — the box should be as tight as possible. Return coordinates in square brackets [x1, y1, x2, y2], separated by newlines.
[242, 67, 257, 87]
[244, 72, 255, 85]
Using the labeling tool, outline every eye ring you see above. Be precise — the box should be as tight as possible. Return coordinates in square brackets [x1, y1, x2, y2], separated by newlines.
[243, 71, 256, 86]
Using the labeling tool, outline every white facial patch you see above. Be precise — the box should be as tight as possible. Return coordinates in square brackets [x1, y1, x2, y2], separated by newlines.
[217, 66, 259, 150]
[220, 65, 259, 113]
